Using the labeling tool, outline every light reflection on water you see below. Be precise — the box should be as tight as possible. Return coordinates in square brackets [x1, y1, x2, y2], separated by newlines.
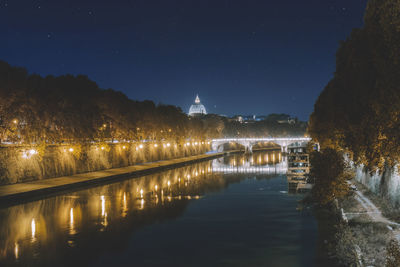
[0, 151, 315, 267]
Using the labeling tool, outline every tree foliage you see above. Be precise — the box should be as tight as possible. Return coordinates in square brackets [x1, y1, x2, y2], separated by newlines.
[0, 60, 211, 143]
[310, 148, 351, 205]
[0, 60, 306, 144]
[309, 0, 400, 172]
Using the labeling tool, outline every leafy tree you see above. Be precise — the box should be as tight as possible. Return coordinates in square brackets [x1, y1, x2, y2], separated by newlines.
[310, 148, 351, 205]
[309, 0, 400, 172]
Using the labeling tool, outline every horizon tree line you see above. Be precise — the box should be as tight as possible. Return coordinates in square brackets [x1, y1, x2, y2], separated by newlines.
[0, 60, 306, 145]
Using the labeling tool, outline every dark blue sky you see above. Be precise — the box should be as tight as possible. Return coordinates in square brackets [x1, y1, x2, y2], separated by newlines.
[0, 0, 367, 120]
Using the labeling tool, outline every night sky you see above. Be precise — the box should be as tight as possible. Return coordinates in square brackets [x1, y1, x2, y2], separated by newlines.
[0, 0, 367, 120]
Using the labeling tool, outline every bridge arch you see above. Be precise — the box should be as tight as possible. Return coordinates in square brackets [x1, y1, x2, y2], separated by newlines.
[252, 141, 281, 151]
[212, 141, 246, 152]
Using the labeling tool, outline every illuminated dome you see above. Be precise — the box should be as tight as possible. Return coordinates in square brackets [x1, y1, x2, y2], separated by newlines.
[188, 95, 207, 116]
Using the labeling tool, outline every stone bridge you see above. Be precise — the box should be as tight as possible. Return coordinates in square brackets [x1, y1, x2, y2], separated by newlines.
[211, 137, 312, 153]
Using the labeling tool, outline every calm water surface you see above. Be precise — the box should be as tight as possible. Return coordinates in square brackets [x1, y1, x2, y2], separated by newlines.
[0, 152, 321, 267]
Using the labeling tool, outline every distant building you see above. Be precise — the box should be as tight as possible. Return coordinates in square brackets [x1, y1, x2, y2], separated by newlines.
[277, 117, 297, 124]
[188, 95, 207, 116]
[232, 114, 267, 123]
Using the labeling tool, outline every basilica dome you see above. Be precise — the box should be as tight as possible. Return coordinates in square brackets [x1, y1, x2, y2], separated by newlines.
[188, 95, 207, 116]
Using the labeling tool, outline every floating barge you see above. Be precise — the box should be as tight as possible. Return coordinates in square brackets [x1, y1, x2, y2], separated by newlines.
[287, 143, 313, 193]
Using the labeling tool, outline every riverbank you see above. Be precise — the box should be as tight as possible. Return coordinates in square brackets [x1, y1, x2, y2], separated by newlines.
[330, 180, 400, 266]
[0, 151, 236, 206]
[0, 142, 212, 185]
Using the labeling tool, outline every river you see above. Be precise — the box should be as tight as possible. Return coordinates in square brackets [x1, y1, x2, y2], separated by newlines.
[0, 151, 327, 267]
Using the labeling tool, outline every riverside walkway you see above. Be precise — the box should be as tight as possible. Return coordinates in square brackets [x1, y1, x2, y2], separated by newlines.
[0, 152, 227, 205]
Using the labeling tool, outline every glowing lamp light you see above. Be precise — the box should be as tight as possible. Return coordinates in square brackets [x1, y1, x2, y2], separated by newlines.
[101, 146, 105, 150]
[155, 185, 158, 191]
[14, 243, 19, 259]
[69, 148, 74, 152]
[167, 181, 170, 187]
[31, 219, 36, 239]
[29, 149, 37, 155]
[154, 144, 158, 148]
[139, 144, 143, 149]
[167, 143, 170, 147]
[122, 145, 126, 150]
[13, 119, 18, 124]
[186, 142, 190, 146]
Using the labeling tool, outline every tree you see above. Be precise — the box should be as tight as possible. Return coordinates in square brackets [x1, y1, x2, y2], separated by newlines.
[309, 0, 400, 172]
[310, 148, 351, 205]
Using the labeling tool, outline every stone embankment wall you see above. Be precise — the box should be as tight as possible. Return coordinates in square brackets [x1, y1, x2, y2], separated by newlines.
[354, 164, 400, 206]
[0, 142, 211, 185]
